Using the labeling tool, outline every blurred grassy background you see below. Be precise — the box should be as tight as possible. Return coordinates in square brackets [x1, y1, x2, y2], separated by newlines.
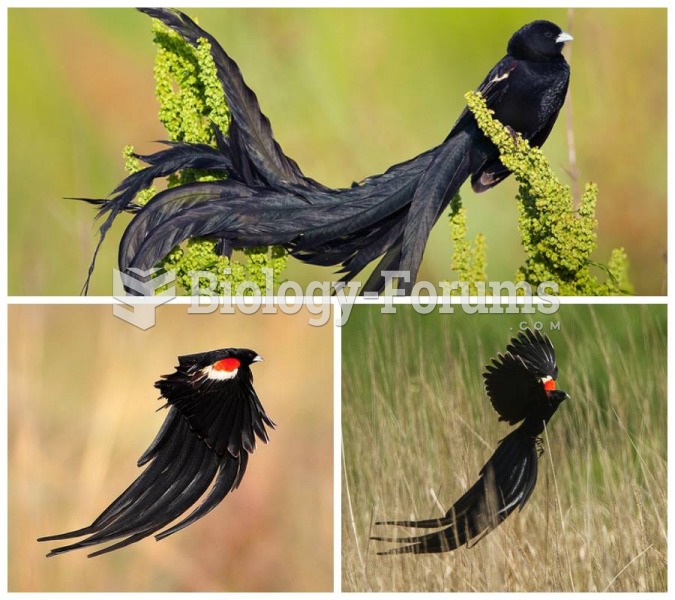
[342, 305, 666, 591]
[8, 8, 666, 295]
[9, 305, 333, 592]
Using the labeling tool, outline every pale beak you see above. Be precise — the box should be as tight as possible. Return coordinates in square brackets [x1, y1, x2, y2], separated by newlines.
[252, 355, 264, 363]
[556, 31, 574, 44]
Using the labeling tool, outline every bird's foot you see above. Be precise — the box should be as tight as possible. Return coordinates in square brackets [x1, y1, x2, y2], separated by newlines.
[505, 125, 520, 146]
[535, 437, 545, 456]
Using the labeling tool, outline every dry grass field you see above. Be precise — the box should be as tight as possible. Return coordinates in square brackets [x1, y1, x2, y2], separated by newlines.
[9, 305, 333, 592]
[342, 305, 666, 592]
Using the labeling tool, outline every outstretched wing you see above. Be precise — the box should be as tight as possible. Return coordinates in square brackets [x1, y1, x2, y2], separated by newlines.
[373, 429, 539, 554]
[483, 352, 546, 425]
[506, 328, 558, 380]
[483, 329, 557, 425]
[155, 357, 275, 457]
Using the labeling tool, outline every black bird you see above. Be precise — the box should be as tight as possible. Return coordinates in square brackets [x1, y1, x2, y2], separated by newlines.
[372, 329, 570, 555]
[38, 348, 274, 557]
[82, 10, 572, 295]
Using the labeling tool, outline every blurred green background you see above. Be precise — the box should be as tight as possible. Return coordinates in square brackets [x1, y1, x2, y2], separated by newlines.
[9, 305, 333, 591]
[342, 305, 666, 591]
[8, 8, 666, 295]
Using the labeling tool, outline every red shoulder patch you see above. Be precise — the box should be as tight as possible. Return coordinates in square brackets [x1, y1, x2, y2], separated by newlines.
[544, 378, 556, 392]
[213, 357, 241, 372]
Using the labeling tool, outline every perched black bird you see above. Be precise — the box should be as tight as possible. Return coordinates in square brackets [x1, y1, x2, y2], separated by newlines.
[38, 348, 274, 557]
[372, 329, 569, 555]
[82, 10, 572, 295]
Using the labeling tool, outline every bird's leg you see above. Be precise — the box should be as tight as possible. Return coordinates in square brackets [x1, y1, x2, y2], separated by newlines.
[535, 437, 545, 457]
[505, 125, 521, 146]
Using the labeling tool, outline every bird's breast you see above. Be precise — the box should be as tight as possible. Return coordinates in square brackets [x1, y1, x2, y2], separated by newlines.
[491, 62, 569, 139]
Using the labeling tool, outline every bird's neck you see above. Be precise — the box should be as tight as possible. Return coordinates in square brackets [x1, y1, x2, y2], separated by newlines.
[519, 401, 560, 436]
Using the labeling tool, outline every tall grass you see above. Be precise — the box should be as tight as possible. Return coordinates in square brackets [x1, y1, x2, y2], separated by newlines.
[342, 306, 666, 591]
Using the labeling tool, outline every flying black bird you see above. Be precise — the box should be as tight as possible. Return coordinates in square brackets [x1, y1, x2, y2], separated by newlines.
[372, 329, 569, 555]
[81, 10, 572, 295]
[38, 348, 274, 557]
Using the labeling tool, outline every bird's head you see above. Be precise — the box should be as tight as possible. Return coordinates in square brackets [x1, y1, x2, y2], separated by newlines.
[539, 375, 570, 404]
[196, 348, 263, 381]
[508, 20, 573, 61]
[547, 388, 571, 411]
[157, 347, 264, 403]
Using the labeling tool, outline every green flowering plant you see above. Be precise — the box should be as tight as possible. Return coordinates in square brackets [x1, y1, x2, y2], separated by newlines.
[124, 18, 287, 295]
[448, 194, 487, 295]
[457, 90, 631, 295]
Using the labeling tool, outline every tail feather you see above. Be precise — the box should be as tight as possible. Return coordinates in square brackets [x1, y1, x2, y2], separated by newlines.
[38, 410, 248, 557]
[138, 8, 324, 192]
[359, 242, 404, 294]
[292, 149, 436, 250]
[398, 131, 473, 293]
[155, 452, 248, 541]
[82, 9, 483, 295]
[373, 429, 538, 555]
[118, 149, 432, 286]
[119, 180, 253, 274]
[125, 199, 303, 280]
[297, 213, 406, 274]
[80, 141, 231, 294]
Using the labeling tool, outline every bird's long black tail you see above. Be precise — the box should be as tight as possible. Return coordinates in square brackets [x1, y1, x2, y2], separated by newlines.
[80, 141, 232, 294]
[83, 8, 476, 295]
[372, 428, 539, 554]
[398, 131, 472, 293]
[137, 8, 324, 193]
[80, 5, 321, 294]
[37, 408, 248, 557]
[116, 133, 471, 294]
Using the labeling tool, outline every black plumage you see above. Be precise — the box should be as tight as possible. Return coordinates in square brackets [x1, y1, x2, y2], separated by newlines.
[81, 10, 572, 295]
[38, 348, 274, 557]
[372, 329, 569, 555]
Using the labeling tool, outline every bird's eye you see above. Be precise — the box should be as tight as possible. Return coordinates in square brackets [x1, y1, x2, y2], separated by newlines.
[544, 31, 553, 38]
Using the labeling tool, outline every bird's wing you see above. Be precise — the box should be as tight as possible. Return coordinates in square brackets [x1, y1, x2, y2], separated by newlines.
[483, 329, 558, 424]
[466, 56, 519, 192]
[506, 328, 558, 379]
[476, 56, 519, 105]
[373, 428, 538, 554]
[483, 351, 546, 424]
[155, 358, 275, 458]
[441, 54, 517, 139]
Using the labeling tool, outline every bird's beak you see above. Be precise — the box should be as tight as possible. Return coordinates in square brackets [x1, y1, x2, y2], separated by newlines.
[556, 31, 574, 44]
[252, 355, 264, 363]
